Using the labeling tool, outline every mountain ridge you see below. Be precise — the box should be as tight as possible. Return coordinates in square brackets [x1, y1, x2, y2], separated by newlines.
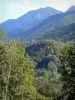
[67, 6, 75, 12]
[0, 7, 62, 32]
[15, 11, 75, 42]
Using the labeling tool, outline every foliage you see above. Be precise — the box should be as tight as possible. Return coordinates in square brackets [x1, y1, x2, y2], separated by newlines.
[26, 40, 64, 99]
[0, 40, 34, 100]
[56, 42, 75, 100]
[41, 23, 75, 42]
[26, 40, 62, 62]
[1, 28, 75, 100]
[0, 29, 7, 40]
[34, 76, 62, 99]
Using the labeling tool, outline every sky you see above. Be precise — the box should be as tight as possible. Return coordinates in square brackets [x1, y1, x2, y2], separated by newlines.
[0, 0, 75, 23]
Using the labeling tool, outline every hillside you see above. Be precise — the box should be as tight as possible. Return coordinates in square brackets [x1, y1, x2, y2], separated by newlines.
[23, 11, 75, 41]
[39, 23, 75, 42]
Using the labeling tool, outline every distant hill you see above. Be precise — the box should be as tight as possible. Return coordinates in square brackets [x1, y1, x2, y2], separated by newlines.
[39, 23, 75, 42]
[0, 7, 61, 32]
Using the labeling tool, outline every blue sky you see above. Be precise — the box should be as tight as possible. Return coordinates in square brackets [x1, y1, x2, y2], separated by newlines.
[0, 0, 75, 23]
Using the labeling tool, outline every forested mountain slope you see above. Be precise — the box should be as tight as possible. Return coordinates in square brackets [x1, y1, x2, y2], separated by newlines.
[7, 11, 75, 42]
[39, 23, 75, 42]
[23, 11, 75, 41]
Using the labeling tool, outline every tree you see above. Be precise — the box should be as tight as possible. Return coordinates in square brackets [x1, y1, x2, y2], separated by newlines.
[48, 62, 57, 79]
[0, 29, 7, 40]
[57, 43, 75, 100]
[0, 40, 50, 100]
[0, 40, 36, 100]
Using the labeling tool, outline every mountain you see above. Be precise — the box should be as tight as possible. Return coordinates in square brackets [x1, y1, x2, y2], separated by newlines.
[39, 23, 75, 42]
[0, 7, 61, 32]
[67, 6, 75, 12]
[12, 11, 75, 42]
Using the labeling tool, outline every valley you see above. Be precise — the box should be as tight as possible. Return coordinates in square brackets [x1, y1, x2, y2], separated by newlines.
[0, 4, 75, 100]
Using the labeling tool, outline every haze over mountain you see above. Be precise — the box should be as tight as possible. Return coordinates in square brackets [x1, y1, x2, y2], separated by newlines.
[0, 6, 75, 42]
[9, 10, 75, 42]
[0, 7, 62, 32]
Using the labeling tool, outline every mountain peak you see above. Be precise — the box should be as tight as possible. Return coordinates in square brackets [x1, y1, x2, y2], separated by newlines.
[0, 7, 61, 32]
[67, 6, 75, 12]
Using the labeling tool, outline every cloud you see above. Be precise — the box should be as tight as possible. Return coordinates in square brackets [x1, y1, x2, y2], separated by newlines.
[43, 0, 75, 11]
[24, 0, 32, 5]
[8, 0, 75, 12]
[8, 0, 44, 13]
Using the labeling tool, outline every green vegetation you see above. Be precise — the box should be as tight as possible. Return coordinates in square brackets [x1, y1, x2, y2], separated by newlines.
[0, 19, 75, 100]
[26, 40, 75, 100]
[0, 40, 35, 100]
[56, 43, 75, 100]
[0, 31, 48, 100]
[0, 29, 7, 40]
[40, 23, 75, 42]
[26, 40, 64, 99]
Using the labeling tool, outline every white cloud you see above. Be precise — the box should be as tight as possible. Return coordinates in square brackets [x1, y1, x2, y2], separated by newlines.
[24, 0, 32, 5]
[8, 0, 44, 13]
[1, 0, 75, 22]
[9, 0, 75, 12]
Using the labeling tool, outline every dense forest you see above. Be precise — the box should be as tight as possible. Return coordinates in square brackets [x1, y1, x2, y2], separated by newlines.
[0, 28, 75, 100]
